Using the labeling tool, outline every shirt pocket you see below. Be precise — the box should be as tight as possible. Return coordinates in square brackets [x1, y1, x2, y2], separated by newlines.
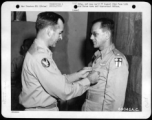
[92, 62, 108, 79]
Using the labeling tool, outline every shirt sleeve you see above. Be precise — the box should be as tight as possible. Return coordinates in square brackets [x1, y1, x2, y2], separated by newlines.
[29, 54, 90, 101]
[63, 73, 79, 83]
[102, 57, 129, 111]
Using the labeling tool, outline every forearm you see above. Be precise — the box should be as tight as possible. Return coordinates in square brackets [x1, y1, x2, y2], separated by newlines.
[64, 73, 80, 83]
[62, 78, 90, 100]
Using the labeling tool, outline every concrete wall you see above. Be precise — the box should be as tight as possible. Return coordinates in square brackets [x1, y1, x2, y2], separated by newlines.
[26, 11, 88, 73]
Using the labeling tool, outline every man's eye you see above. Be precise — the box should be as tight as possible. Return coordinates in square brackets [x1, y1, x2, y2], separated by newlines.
[93, 33, 97, 37]
[59, 32, 63, 35]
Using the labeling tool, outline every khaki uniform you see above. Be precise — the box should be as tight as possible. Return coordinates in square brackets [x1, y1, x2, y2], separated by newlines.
[82, 44, 129, 111]
[19, 39, 90, 110]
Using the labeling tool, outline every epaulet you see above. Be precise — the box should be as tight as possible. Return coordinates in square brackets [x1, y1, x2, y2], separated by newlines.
[112, 49, 124, 58]
[37, 46, 45, 53]
[28, 44, 45, 55]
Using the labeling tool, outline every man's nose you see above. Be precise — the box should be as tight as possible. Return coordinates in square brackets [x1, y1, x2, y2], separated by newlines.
[90, 34, 94, 40]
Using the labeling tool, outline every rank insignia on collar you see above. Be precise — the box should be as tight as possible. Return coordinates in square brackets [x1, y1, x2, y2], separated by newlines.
[115, 58, 122, 67]
[41, 58, 50, 67]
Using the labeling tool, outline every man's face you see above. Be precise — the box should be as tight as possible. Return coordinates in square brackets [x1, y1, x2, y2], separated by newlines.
[50, 19, 64, 47]
[90, 22, 108, 49]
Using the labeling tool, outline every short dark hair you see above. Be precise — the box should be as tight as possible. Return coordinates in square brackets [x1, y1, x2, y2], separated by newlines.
[35, 12, 64, 33]
[92, 18, 114, 35]
[22, 38, 34, 48]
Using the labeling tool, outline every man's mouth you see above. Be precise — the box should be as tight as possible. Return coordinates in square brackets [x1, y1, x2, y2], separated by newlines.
[93, 40, 96, 45]
[55, 40, 59, 44]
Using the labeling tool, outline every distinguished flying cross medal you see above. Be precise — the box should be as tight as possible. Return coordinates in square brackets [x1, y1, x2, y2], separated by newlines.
[41, 58, 50, 67]
[115, 58, 122, 67]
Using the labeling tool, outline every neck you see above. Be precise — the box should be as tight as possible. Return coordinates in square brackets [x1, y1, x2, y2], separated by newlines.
[99, 39, 112, 51]
[36, 32, 49, 48]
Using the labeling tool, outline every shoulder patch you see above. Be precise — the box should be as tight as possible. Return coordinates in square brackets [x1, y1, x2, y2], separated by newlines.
[41, 58, 50, 67]
[114, 57, 123, 67]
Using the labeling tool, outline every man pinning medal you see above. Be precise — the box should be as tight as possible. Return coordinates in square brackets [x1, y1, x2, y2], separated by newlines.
[19, 12, 100, 111]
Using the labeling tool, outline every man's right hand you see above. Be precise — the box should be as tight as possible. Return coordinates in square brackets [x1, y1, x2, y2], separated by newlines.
[87, 71, 100, 85]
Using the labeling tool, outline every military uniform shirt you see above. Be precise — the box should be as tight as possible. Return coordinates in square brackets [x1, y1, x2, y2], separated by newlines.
[19, 39, 90, 108]
[82, 44, 129, 111]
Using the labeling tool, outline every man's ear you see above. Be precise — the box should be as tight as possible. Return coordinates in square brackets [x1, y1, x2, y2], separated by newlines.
[105, 30, 111, 39]
[46, 26, 54, 37]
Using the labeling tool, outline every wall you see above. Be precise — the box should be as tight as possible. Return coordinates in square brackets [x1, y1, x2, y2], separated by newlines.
[11, 22, 36, 61]
[26, 11, 88, 73]
[67, 12, 88, 73]
[116, 12, 142, 110]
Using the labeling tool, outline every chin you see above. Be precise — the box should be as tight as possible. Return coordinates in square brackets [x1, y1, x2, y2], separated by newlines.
[53, 44, 57, 47]
[50, 44, 55, 47]
[93, 45, 98, 48]
[52, 45, 56, 47]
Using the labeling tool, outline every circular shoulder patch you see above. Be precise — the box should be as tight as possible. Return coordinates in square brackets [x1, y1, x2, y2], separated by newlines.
[41, 58, 50, 67]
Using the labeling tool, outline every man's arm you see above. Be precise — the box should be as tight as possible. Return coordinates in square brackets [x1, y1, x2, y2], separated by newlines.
[65, 67, 92, 83]
[102, 57, 129, 111]
[30, 55, 99, 101]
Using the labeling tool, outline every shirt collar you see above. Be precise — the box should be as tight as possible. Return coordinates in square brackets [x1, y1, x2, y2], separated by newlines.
[101, 43, 115, 58]
[95, 44, 115, 58]
[34, 38, 52, 56]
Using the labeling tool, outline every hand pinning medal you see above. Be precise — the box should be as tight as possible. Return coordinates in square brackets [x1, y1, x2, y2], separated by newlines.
[115, 58, 122, 67]
[41, 58, 50, 67]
